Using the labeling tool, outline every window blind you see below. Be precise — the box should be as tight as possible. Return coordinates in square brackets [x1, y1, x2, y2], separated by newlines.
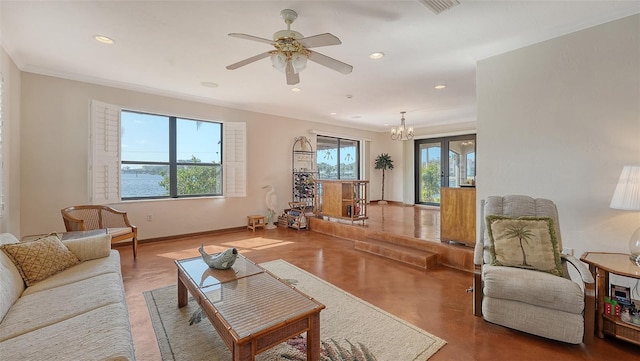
[89, 100, 121, 204]
[0, 73, 4, 220]
[223, 122, 246, 197]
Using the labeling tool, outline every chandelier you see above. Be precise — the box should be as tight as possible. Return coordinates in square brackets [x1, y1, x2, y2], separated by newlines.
[390, 111, 414, 141]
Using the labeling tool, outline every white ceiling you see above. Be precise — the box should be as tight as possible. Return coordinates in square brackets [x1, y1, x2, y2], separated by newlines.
[2, 1, 638, 132]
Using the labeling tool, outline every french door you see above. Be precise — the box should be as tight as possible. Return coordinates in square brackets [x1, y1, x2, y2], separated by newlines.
[414, 134, 476, 205]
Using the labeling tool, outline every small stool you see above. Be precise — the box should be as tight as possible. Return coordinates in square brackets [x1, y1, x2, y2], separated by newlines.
[247, 215, 266, 232]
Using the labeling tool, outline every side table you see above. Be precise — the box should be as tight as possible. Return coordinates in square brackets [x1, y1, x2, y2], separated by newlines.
[580, 252, 640, 345]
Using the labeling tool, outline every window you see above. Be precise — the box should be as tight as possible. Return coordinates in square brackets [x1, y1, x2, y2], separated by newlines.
[120, 111, 222, 199]
[89, 100, 245, 204]
[316, 135, 359, 180]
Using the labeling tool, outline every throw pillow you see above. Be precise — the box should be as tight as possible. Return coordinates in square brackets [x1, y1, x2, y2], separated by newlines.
[1, 235, 80, 286]
[486, 215, 564, 277]
[62, 233, 111, 261]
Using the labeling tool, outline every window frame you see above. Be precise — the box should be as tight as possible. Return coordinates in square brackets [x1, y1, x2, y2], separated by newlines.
[89, 100, 246, 204]
[414, 134, 476, 206]
[120, 110, 223, 200]
[316, 135, 360, 180]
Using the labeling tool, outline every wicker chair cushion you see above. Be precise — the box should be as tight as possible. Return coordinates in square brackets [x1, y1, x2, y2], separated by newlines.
[107, 228, 134, 238]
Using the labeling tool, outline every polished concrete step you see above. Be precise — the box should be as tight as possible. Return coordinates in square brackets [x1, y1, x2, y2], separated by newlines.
[309, 216, 474, 272]
[355, 237, 439, 269]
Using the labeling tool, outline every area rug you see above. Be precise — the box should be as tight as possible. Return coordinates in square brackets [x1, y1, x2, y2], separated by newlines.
[144, 259, 446, 361]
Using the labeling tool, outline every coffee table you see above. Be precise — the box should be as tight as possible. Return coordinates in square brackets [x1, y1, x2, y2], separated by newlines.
[175, 254, 325, 361]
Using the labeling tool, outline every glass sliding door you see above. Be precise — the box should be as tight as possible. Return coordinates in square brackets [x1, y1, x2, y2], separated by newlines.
[447, 139, 476, 187]
[415, 135, 476, 205]
[416, 142, 442, 204]
[316, 135, 359, 180]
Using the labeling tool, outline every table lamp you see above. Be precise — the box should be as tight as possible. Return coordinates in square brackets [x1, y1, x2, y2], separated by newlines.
[610, 165, 640, 265]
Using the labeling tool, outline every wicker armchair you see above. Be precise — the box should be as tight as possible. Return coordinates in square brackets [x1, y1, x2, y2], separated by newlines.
[61, 205, 138, 259]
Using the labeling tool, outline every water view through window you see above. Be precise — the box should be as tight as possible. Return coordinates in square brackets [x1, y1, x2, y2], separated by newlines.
[120, 111, 222, 199]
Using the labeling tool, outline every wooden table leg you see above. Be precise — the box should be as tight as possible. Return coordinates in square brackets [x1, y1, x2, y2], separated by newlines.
[177, 271, 188, 308]
[307, 312, 321, 361]
[595, 267, 606, 338]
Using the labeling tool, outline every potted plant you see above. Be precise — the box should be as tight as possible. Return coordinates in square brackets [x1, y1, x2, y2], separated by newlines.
[374, 153, 394, 204]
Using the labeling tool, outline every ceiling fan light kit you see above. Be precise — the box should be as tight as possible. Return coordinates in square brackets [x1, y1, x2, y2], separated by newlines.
[226, 9, 353, 85]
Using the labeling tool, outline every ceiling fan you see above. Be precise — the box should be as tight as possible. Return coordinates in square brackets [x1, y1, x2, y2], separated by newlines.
[226, 9, 353, 85]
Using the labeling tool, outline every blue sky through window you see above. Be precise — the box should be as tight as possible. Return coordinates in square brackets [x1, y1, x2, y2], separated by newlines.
[121, 111, 221, 164]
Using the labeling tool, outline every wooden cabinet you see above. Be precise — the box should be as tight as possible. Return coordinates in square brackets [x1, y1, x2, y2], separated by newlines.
[440, 187, 476, 246]
[314, 180, 368, 224]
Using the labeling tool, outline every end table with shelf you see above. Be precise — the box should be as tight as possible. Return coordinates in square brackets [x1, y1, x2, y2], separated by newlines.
[580, 252, 640, 345]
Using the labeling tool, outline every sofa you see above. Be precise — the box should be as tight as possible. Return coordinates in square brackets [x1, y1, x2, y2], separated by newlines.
[0, 232, 135, 360]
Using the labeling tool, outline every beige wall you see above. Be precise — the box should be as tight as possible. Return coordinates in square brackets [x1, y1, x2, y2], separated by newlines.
[18, 73, 379, 239]
[477, 14, 640, 257]
[0, 46, 21, 235]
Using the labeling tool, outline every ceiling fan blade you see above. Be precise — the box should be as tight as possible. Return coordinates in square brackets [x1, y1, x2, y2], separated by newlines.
[226, 52, 272, 70]
[298, 33, 342, 48]
[308, 51, 353, 74]
[286, 61, 300, 85]
[228, 33, 274, 45]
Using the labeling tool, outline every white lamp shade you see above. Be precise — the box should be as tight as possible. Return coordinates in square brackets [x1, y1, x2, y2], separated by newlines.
[290, 52, 307, 73]
[270, 51, 308, 74]
[270, 51, 287, 73]
[610, 166, 640, 210]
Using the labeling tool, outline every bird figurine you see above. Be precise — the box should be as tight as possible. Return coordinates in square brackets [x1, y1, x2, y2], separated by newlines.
[198, 245, 238, 270]
[262, 185, 278, 229]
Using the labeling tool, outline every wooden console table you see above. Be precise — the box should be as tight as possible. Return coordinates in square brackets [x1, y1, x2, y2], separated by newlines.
[580, 252, 640, 345]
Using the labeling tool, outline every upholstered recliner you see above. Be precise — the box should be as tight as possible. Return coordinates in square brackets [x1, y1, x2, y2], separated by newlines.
[473, 195, 595, 344]
[61, 205, 138, 259]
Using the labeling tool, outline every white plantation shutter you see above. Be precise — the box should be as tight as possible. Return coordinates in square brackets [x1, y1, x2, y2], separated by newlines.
[223, 122, 246, 197]
[89, 100, 121, 204]
[0, 73, 4, 220]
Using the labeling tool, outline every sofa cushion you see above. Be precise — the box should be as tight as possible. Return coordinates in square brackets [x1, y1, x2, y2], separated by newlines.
[486, 215, 564, 277]
[62, 233, 112, 261]
[0, 234, 24, 322]
[23, 250, 121, 295]
[0, 302, 135, 361]
[1, 235, 80, 287]
[0, 272, 125, 341]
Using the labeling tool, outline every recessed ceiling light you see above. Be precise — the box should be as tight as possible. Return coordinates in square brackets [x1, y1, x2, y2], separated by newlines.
[201, 82, 219, 88]
[369, 52, 385, 60]
[291, 87, 301, 92]
[435, 84, 447, 89]
[94, 35, 115, 45]
[329, 112, 337, 116]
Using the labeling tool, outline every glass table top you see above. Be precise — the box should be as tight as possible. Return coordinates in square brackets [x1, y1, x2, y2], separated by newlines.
[581, 252, 640, 278]
[176, 254, 264, 290]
